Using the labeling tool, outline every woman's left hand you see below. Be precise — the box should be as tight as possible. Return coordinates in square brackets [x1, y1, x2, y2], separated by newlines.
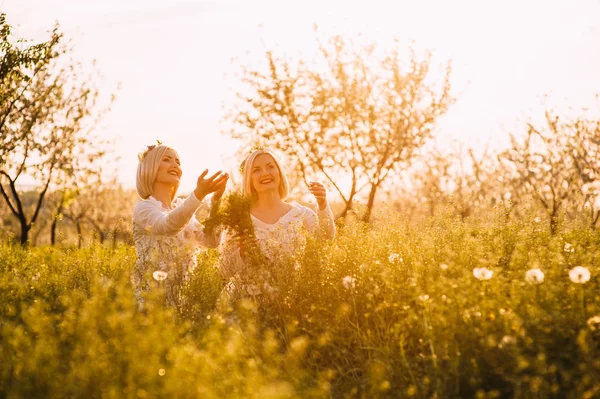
[309, 181, 328, 210]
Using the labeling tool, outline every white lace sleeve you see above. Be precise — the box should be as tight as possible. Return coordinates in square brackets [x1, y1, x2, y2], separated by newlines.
[218, 229, 244, 280]
[182, 215, 220, 248]
[303, 205, 336, 240]
[133, 193, 202, 236]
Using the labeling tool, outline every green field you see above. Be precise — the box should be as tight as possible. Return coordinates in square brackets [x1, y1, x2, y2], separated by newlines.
[2, 209, 600, 398]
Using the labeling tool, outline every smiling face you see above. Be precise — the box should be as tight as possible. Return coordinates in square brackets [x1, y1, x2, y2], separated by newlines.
[154, 148, 182, 188]
[250, 153, 281, 196]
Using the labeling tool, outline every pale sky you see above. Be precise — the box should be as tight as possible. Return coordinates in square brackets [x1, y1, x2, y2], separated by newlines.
[3, 0, 600, 193]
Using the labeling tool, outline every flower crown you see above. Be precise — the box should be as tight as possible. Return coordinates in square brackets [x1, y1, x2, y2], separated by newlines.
[138, 140, 163, 162]
[239, 144, 266, 174]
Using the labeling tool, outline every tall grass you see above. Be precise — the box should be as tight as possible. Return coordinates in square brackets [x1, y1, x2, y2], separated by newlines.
[2, 207, 600, 398]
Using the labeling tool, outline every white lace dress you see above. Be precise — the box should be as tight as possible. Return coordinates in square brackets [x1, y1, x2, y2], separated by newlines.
[131, 193, 217, 308]
[219, 202, 335, 298]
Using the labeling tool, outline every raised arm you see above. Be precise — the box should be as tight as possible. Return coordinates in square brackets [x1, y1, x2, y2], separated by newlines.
[307, 181, 336, 239]
[304, 205, 336, 240]
[133, 193, 203, 236]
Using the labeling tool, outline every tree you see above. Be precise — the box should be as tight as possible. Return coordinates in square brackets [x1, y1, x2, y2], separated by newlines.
[0, 13, 61, 159]
[78, 182, 138, 247]
[228, 33, 453, 222]
[499, 111, 581, 235]
[0, 14, 111, 245]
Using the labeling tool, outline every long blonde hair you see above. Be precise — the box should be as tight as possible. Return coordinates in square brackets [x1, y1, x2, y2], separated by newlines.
[241, 149, 289, 200]
[136, 144, 179, 201]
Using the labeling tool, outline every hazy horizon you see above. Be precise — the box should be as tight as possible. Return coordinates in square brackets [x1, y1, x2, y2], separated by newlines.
[3, 0, 600, 193]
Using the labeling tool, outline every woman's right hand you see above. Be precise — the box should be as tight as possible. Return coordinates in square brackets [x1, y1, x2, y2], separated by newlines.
[194, 170, 228, 201]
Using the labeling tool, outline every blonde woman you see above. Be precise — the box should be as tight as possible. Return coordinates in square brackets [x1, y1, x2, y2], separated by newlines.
[132, 143, 228, 308]
[219, 149, 335, 298]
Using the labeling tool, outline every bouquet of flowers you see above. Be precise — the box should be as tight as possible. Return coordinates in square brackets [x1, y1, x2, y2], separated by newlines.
[203, 191, 266, 267]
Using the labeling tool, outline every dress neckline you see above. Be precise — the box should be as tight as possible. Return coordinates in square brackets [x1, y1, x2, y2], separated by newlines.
[251, 203, 300, 226]
[148, 195, 179, 210]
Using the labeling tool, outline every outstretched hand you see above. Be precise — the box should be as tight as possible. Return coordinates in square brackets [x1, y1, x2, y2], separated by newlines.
[194, 170, 228, 201]
[309, 181, 328, 210]
[211, 175, 227, 204]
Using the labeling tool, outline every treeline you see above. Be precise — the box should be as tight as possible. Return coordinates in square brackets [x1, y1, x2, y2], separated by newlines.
[2, 13, 600, 246]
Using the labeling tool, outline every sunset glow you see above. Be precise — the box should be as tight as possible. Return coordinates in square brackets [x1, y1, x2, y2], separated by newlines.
[4, 0, 600, 192]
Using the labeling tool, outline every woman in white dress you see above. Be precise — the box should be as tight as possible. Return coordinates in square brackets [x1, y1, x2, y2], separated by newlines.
[132, 143, 228, 309]
[219, 149, 335, 299]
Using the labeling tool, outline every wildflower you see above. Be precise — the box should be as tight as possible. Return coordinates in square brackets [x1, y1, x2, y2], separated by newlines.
[263, 282, 277, 298]
[564, 243, 575, 253]
[388, 253, 403, 264]
[473, 267, 493, 281]
[342, 276, 356, 290]
[499, 335, 516, 348]
[418, 294, 429, 302]
[569, 266, 591, 284]
[533, 217, 541, 223]
[587, 315, 600, 331]
[246, 284, 261, 296]
[525, 268, 545, 285]
[158, 369, 166, 376]
[152, 271, 168, 281]
[440, 263, 449, 270]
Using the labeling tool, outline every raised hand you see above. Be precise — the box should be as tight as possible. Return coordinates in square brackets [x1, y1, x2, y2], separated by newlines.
[211, 174, 228, 204]
[194, 170, 228, 201]
[309, 181, 328, 210]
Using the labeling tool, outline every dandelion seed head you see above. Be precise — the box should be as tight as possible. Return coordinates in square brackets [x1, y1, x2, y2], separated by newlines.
[525, 268, 545, 285]
[342, 276, 356, 290]
[473, 267, 493, 281]
[564, 243, 575, 253]
[246, 284, 261, 296]
[569, 266, 591, 284]
[587, 315, 600, 331]
[388, 253, 403, 264]
[152, 271, 168, 281]
[499, 335, 516, 348]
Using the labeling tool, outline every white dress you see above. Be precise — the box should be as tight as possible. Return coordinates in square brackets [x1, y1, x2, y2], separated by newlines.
[131, 193, 217, 307]
[219, 202, 335, 298]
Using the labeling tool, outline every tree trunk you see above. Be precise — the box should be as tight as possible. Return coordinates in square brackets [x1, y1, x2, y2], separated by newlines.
[19, 219, 30, 246]
[98, 230, 106, 244]
[76, 222, 83, 249]
[50, 218, 59, 246]
[550, 212, 559, 235]
[339, 200, 353, 219]
[112, 227, 119, 249]
[362, 182, 380, 223]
